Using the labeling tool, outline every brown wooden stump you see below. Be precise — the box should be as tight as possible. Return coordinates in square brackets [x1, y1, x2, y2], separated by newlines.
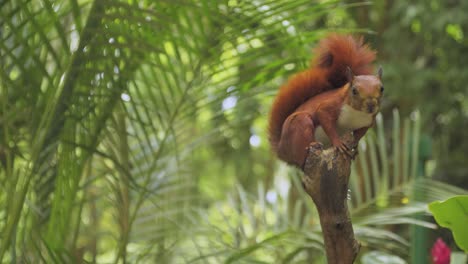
[302, 134, 360, 264]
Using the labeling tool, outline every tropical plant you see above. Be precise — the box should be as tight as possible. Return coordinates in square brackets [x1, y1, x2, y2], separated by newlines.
[429, 196, 468, 253]
[0, 0, 353, 262]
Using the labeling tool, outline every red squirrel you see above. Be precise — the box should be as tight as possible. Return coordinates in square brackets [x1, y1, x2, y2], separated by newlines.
[268, 34, 383, 169]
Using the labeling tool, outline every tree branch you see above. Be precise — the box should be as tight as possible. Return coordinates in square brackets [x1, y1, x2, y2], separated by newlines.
[302, 133, 360, 264]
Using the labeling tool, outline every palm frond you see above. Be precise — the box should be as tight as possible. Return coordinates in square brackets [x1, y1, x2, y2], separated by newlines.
[1, 0, 352, 262]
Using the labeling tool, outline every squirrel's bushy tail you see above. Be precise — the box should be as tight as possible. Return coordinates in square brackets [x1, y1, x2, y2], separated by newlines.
[268, 34, 376, 152]
[313, 34, 376, 88]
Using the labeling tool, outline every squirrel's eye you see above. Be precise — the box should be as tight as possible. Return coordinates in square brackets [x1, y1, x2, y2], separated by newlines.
[380, 86, 384, 93]
[352, 87, 358, 95]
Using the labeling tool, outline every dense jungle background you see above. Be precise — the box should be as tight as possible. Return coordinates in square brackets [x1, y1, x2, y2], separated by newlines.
[1, 0, 467, 263]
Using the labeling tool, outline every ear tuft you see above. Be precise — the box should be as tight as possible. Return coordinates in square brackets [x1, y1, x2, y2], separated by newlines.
[346, 66, 354, 83]
[377, 66, 383, 79]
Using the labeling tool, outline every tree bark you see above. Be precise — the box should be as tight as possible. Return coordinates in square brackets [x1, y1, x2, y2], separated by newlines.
[302, 134, 360, 264]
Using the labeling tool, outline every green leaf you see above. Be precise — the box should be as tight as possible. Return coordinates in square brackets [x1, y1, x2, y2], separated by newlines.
[428, 195, 468, 252]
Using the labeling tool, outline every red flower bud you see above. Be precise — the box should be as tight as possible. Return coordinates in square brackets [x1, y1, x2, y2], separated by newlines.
[431, 238, 451, 264]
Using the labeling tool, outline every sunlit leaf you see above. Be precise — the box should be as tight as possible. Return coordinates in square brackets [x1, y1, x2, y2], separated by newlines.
[428, 195, 468, 252]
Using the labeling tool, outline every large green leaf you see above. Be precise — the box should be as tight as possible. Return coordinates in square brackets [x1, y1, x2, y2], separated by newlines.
[428, 195, 468, 252]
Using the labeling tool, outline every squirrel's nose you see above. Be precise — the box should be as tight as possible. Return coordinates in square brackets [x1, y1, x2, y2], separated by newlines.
[367, 103, 375, 113]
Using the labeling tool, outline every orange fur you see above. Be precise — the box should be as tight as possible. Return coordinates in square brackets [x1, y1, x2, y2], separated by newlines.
[268, 34, 378, 168]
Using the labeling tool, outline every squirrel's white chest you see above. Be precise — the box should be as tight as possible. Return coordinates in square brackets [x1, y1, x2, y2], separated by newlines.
[337, 104, 373, 130]
[314, 104, 373, 145]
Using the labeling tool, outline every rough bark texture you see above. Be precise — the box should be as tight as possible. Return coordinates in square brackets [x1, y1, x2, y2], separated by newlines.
[302, 134, 360, 264]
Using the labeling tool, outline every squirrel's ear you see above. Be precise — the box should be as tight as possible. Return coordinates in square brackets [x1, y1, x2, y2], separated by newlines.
[377, 66, 383, 79]
[346, 66, 354, 83]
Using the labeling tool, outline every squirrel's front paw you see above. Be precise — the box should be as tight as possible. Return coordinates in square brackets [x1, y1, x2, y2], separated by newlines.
[332, 139, 354, 158]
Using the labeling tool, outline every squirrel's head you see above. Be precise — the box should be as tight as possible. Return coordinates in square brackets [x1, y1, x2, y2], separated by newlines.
[345, 66, 384, 114]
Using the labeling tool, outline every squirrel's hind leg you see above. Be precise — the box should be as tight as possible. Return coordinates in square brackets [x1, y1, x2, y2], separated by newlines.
[277, 112, 315, 168]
